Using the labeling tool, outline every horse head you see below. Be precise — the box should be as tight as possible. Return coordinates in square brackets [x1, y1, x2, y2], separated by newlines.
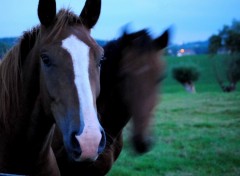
[37, 0, 105, 162]
[119, 29, 169, 153]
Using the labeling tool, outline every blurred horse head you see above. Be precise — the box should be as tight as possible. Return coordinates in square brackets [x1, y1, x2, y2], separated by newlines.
[99, 29, 169, 153]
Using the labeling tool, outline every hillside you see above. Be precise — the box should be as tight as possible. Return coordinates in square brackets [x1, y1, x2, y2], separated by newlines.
[0, 37, 17, 58]
[0, 37, 18, 46]
[168, 40, 209, 56]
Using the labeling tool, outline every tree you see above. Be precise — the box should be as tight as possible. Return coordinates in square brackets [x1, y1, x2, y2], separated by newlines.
[209, 35, 222, 54]
[221, 20, 240, 53]
[209, 20, 240, 92]
[0, 42, 11, 59]
[225, 54, 240, 90]
[172, 63, 200, 93]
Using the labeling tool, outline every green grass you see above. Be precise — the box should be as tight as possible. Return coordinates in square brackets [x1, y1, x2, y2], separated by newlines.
[107, 55, 240, 176]
[108, 93, 240, 176]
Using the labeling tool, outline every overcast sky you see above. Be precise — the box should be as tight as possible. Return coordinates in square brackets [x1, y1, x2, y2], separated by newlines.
[0, 0, 240, 44]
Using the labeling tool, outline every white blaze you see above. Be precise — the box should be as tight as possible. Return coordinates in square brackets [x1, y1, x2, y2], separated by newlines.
[62, 35, 101, 161]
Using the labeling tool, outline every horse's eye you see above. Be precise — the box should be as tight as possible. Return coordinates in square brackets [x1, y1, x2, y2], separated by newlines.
[40, 54, 51, 67]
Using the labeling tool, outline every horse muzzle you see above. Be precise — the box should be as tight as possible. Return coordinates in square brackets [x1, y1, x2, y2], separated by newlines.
[69, 127, 106, 162]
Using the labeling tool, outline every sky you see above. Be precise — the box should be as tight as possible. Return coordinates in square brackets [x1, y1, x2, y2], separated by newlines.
[0, 0, 240, 44]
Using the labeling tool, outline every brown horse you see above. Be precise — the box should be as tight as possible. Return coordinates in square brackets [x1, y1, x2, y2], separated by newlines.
[0, 0, 105, 175]
[52, 29, 169, 175]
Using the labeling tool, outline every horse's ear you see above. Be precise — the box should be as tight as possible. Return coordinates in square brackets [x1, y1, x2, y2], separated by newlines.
[125, 29, 148, 40]
[121, 29, 148, 46]
[153, 29, 170, 50]
[38, 0, 56, 27]
[80, 0, 101, 29]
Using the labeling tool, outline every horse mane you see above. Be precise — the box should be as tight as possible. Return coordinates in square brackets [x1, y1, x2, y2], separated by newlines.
[0, 27, 39, 130]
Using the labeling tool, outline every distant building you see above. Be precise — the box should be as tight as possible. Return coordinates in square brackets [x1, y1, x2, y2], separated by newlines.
[177, 48, 196, 57]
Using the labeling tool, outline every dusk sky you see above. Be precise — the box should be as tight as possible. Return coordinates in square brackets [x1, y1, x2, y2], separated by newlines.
[0, 0, 240, 44]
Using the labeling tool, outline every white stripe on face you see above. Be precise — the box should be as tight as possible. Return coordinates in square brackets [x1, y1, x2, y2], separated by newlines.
[62, 34, 101, 160]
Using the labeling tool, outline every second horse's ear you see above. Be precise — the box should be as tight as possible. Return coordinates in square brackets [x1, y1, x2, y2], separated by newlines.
[38, 0, 56, 28]
[153, 29, 170, 50]
[80, 0, 101, 29]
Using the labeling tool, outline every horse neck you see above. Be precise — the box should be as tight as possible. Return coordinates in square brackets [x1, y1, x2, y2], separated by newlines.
[97, 42, 131, 138]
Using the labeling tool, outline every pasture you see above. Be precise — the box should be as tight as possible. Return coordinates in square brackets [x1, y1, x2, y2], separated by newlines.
[108, 55, 240, 176]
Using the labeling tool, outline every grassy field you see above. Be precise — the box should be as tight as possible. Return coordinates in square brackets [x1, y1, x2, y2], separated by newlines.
[107, 55, 240, 176]
[162, 54, 236, 93]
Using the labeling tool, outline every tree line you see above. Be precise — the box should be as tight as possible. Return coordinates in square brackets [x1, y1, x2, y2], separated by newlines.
[209, 20, 240, 92]
[0, 42, 11, 59]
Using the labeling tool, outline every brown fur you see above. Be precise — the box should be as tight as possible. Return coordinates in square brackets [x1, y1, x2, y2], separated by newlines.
[0, 0, 103, 174]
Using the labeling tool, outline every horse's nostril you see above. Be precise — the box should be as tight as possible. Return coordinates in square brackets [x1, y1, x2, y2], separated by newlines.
[73, 149, 82, 159]
[70, 132, 82, 160]
[71, 132, 80, 149]
[98, 128, 106, 154]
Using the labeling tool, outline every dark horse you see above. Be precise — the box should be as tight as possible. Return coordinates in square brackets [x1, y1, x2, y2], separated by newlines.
[0, 0, 105, 175]
[52, 29, 169, 175]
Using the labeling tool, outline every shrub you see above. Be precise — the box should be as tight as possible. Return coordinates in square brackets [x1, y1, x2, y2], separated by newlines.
[213, 53, 240, 92]
[172, 63, 200, 84]
[227, 53, 240, 83]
